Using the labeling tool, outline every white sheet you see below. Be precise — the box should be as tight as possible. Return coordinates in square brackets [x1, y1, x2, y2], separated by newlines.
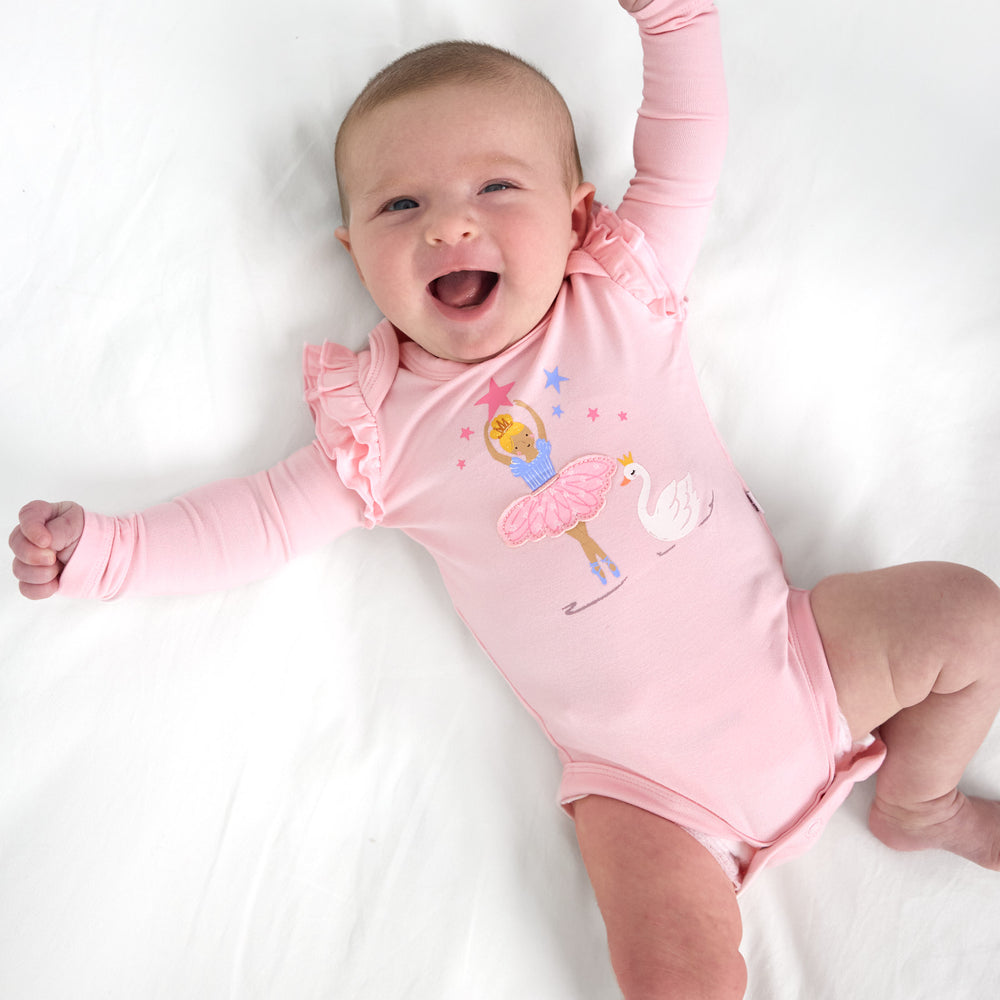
[3, 1, 999, 997]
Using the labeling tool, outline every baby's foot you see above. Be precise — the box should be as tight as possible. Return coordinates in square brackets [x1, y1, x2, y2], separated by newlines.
[868, 791, 1000, 870]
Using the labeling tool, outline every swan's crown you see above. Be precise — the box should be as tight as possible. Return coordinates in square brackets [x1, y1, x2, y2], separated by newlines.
[618, 451, 634, 468]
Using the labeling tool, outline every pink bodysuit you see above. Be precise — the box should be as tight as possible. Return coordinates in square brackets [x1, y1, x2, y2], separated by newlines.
[59, 0, 885, 890]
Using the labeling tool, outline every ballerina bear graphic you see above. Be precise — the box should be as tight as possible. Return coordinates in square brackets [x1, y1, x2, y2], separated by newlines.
[482, 399, 620, 585]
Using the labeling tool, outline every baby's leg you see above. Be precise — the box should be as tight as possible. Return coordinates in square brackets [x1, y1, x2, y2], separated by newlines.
[573, 795, 747, 1000]
[811, 562, 1000, 868]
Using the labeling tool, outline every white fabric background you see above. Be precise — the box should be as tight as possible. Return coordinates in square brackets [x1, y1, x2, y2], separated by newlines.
[3, 1, 999, 997]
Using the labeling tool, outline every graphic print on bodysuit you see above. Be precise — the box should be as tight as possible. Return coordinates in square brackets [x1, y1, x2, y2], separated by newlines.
[476, 377, 621, 587]
[618, 451, 716, 556]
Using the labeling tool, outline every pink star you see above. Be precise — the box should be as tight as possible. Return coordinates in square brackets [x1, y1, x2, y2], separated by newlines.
[618, 411, 628, 421]
[475, 378, 515, 419]
[587, 407, 600, 422]
[457, 459, 467, 470]
[459, 427, 473, 441]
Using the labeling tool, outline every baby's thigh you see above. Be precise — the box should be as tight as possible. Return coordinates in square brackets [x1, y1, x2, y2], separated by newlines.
[572, 795, 746, 1000]
[810, 561, 1000, 739]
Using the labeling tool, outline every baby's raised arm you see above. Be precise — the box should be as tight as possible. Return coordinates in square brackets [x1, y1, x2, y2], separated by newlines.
[617, 0, 728, 296]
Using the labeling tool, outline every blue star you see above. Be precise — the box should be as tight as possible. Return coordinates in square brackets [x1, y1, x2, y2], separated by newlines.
[552, 405, 564, 418]
[544, 367, 569, 393]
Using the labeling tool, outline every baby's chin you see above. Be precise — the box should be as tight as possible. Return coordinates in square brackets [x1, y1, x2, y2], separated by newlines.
[391, 288, 559, 364]
[393, 320, 535, 365]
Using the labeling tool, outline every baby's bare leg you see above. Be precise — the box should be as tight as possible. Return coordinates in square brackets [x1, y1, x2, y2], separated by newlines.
[573, 795, 747, 1000]
[811, 562, 1000, 868]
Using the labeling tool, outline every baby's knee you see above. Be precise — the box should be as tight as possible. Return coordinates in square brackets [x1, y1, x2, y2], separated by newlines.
[946, 564, 1000, 651]
[966, 566, 1000, 622]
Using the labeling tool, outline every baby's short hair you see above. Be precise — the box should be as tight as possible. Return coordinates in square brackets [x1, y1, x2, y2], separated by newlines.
[335, 40, 583, 221]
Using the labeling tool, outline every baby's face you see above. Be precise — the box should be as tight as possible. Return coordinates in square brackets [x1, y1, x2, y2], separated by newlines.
[336, 81, 594, 364]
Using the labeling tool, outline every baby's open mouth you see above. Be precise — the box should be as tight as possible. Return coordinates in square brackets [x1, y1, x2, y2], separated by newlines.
[429, 270, 499, 309]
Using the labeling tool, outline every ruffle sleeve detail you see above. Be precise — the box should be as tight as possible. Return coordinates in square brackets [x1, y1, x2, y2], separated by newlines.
[569, 203, 686, 321]
[303, 340, 384, 528]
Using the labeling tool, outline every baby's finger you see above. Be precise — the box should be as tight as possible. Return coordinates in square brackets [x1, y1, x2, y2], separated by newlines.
[43, 504, 85, 554]
[17, 576, 61, 601]
[17, 501, 57, 549]
[8, 526, 56, 567]
[12, 556, 61, 587]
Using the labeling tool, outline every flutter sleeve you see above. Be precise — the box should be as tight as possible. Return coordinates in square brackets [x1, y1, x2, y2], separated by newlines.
[303, 340, 384, 528]
[58, 442, 366, 601]
[618, 0, 729, 298]
[573, 202, 686, 319]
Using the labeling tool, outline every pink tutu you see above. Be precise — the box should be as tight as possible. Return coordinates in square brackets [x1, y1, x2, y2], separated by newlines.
[497, 455, 617, 546]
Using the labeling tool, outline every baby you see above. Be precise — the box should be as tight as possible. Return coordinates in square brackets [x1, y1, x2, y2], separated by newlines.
[10, 1, 1000, 997]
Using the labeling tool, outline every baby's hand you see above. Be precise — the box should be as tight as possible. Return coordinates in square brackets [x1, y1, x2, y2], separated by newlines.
[618, 0, 656, 13]
[9, 500, 85, 600]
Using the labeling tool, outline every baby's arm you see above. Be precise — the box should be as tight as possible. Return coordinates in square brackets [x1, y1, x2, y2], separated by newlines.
[9, 442, 365, 601]
[617, 0, 728, 296]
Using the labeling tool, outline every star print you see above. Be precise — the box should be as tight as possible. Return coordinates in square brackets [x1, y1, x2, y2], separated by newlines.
[618, 412, 628, 421]
[552, 405, 564, 418]
[459, 427, 473, 441]
[544, 367, 569, 393]
[457, 459, 467, 470]
[587, 408, 600, 422]
[475, 377, 515, 419]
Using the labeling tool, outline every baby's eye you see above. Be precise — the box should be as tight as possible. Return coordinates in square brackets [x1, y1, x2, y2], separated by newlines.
[481, 182, 514, 194]
[384, 197, 419, 212]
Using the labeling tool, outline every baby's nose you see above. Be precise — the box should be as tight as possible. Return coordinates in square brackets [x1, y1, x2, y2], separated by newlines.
[425, 205, 478, 246]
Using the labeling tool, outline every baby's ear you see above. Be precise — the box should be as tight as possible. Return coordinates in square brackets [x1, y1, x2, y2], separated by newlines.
[569, 183, 596, 250]
[335, 226, 366, 287]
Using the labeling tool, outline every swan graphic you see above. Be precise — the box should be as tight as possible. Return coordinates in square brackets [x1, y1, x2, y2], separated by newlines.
[618, 453, 701, 542]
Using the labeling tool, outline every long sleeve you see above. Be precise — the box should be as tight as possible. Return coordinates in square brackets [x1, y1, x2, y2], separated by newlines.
[58, 441, 366, 600]
[618, 0, 729, 297]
